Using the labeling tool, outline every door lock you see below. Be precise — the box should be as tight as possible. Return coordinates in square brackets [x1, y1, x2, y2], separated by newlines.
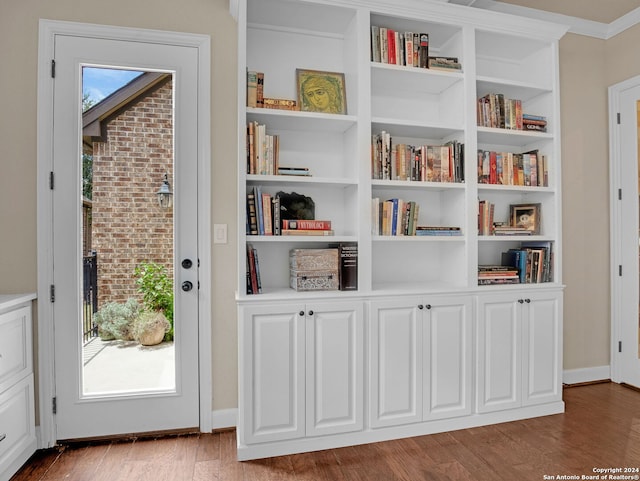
[181, 259, 193, 269]
[181, 281, 193, 292]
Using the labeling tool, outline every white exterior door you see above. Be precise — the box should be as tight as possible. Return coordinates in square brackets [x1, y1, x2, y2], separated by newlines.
[612, 80, 640, 389]
[305, 301, 364, 437]
[50, 33, 200, 439]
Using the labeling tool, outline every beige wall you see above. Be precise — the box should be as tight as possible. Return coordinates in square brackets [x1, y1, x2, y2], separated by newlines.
[0, 0, 239, 411]
[2, 0, 638, 416]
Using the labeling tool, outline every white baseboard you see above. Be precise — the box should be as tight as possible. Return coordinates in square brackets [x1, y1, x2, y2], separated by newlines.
[211, 408, 237, 430]
[563, 365, 611, 385]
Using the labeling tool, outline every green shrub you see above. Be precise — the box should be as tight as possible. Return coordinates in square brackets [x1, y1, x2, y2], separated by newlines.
[134, 262, 174, 341]
[94, 299, 141, 341]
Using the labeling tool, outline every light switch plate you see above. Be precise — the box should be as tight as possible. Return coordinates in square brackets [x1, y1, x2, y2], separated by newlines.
[214, 224, 227, 244]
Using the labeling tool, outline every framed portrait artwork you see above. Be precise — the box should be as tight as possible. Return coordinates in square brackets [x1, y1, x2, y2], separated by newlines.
[510, 203, 541, 234]
[296, 69, 347, 115]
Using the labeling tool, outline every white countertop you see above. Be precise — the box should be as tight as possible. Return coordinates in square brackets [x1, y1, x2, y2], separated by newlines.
[0, 293, 37, 312]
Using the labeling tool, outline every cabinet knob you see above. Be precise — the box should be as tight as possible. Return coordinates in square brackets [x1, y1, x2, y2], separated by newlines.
[308, 310, 314, 316]
[299, 311, 305, 317]
[525, 298, 531, 303]
[418, 304, 424, 310]
[425, 304, 432, 310]
[0, 433, 5, 443]
[518, 299, 524, 304]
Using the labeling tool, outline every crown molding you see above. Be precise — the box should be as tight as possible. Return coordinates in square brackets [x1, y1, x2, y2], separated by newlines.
[607, 7, 640, 39]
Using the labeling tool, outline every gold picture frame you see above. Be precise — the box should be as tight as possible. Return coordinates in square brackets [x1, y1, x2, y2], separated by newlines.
[510, 203, 541, 234]
[296, 69, 347, 115]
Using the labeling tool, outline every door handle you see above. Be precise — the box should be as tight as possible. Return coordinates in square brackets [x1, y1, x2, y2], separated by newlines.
[181, 281, 193, 292]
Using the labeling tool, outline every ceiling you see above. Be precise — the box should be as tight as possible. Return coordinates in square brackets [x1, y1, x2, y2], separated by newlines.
[445, 0, 640, 38]
[497, 0, 640, 24]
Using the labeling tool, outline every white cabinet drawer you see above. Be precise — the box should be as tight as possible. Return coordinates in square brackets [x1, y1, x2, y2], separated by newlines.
[0, 375, 36, 480]
[0, 307, 32, 389]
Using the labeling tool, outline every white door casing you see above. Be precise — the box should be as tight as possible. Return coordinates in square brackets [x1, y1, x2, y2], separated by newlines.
[609, 76, 640, 389]
[37, 20, 211, 447]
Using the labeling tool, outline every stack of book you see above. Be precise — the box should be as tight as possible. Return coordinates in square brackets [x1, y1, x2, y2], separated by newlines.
[428, 56, 462, 71]
[522, 114, 548, 133]
[372, 131, 464, 183]
[277, 167, 311, 177]
[415, 226, 462, 236]
[493, 224, 532, 236]
[478, 265, 520, 285]
[281, 219, 333, 236]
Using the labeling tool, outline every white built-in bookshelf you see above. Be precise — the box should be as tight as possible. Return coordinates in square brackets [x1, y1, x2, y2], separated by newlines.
[236, 0, 567, 461]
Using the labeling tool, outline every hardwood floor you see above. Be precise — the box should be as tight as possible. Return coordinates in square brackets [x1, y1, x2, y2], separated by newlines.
[11, 382, 640, 481]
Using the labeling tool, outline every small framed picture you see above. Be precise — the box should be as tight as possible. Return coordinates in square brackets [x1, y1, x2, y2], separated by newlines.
[296, 69, 347, 115]
[510, 203, 541, 234]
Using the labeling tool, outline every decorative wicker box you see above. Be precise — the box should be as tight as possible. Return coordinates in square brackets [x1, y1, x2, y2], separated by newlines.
[289, 249, 339, 291]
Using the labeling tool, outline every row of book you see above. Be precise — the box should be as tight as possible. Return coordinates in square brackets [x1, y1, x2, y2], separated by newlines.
[502, 242, 554, 284]
[370, 27, 463, 72]
[372, 132, 465, 183]
[247, 187, 333, 236]
[477, 149, 549, 187]
[247, 121, 279, 175]
[371, 27, 429, 67]
[372, 198, 420, 236]
[246, 243, 262, 294]
[247, 70, 298, 110]
[478, 93, 530, 131]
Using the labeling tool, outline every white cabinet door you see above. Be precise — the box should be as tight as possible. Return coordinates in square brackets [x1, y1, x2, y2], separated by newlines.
[370, 298, 422, 428]
[306, 301, 364, 436]
[423, 297, 472, 420]
[522, 292, 562, 406]
[477, 290, 563, 413]
[476, 295, 522, 413]
[240, 303, 305, 444]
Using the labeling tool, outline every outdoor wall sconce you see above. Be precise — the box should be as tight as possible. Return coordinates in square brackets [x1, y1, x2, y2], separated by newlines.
[156, 173, 173, 209]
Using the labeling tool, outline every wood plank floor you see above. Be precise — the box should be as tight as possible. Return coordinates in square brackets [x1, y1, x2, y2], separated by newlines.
[11, 382, 640, 481]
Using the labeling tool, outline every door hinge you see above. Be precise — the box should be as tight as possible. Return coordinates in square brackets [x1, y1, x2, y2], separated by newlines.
[50, 284, 55, 303]
[619, 265, 623, 276]
[52, 396, 57, 414]
[619, 341, 622, 353]
[618, 188, 622, 200]
[51, 59, 56, 78]
[49, 171, 55, 190]
[617, 112, 621, 124]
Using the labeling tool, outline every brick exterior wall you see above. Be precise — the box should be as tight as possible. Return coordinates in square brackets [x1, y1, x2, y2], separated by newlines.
[91, 78, 174, 306]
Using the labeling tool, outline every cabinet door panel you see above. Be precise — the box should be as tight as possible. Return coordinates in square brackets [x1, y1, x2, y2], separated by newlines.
[424, 298, 472, 420]
[477, 297, 521, 413]
[306, 302, 364, 436]
[242, 305, 304, 444]
[370, 299, 422, 427]
[522, 294, 562, 405]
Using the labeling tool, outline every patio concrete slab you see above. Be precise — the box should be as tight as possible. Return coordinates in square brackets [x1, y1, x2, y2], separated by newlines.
[82, 339, 175, 395]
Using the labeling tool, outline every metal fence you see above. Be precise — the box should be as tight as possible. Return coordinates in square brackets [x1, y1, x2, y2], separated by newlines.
[83, 252, 98, 343]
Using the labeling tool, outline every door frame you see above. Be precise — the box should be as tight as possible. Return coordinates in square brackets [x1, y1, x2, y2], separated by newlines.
[608, 75, 640, 383]
[36, 19, 212, 448]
